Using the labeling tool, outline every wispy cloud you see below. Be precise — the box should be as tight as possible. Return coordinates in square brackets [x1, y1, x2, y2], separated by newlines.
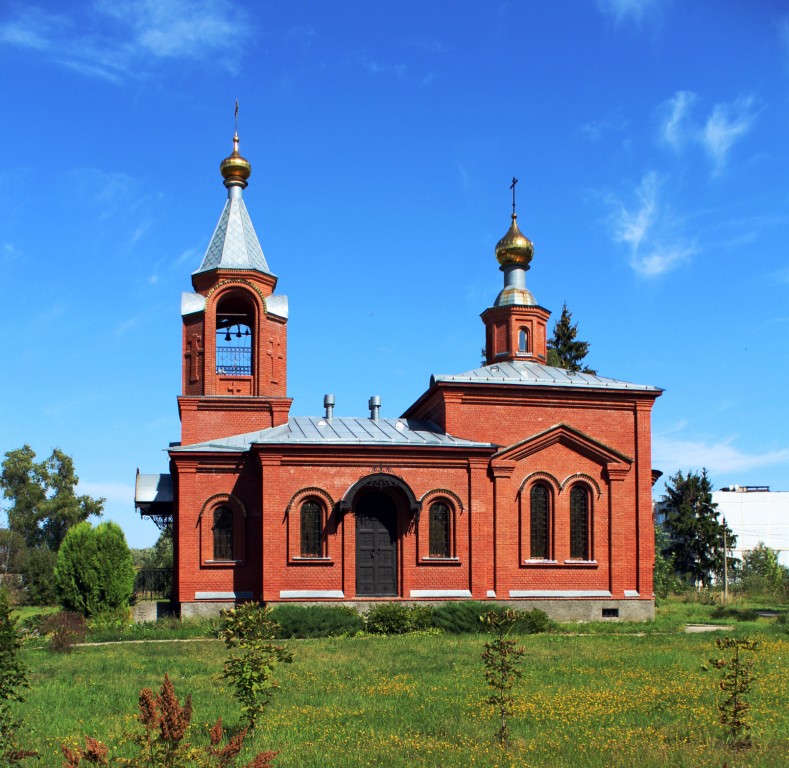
[658, 90, 758, 174]
[596, 0, 662, 26]
[348, 52, 407, 78]
[0, 0, 251, 82]
[605, 171, 696, 276]
[660, 90, 696, 150]
[581, 116, 629, 142]
[654, 434, 789, 476]
[2, 242, 21, 264]
[703, 96, 758, 175]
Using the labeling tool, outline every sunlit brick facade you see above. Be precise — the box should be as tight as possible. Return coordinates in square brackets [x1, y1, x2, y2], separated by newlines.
[137, 137, 662, 621]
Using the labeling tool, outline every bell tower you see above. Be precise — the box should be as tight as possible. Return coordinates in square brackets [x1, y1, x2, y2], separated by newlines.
[178, 131, 292, 446]
[481, 180, 550, 365]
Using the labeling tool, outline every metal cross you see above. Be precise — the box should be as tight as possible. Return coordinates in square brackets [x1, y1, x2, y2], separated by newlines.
[234, 99, 239, 133]
[510, 176, 518, 216]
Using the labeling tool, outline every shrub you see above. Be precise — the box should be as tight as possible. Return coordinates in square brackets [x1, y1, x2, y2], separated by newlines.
[432, 602, 555, 635]
[708, 637, 759, 751]
[270, 605, 363, 638]
[480, 610, 525, 748]
[364, 603, 434, 635]
[55, 522, 136, 616]
[219, 603, 293, 729]
[42, 611, 88, 653]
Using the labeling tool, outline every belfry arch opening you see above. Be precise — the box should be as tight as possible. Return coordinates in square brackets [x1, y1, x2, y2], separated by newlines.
[216, 294, 254, 376]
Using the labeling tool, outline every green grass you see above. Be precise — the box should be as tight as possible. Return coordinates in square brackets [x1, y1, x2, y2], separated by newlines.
[12, 616, 789, 767]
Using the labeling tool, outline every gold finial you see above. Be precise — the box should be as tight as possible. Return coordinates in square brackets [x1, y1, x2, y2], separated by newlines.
[220, 100, 251, 189]
[495, 176, 533, 268]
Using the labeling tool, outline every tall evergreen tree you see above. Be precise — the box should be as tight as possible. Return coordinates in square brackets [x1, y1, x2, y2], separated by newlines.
[546, 303, 596, 373]
[660, 469, 735, 587]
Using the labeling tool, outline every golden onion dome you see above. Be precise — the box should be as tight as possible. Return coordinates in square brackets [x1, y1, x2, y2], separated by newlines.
[220, 132, 251, 188]
[495, 213, 534, 268]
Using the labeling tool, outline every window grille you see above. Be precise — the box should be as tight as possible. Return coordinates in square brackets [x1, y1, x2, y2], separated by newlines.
[429, 502, 450, 558]
[213, 506, 234, 560]
[530, 484, 549, 559]
[570, 486, 589, 560]
[300, 501, 322, 557]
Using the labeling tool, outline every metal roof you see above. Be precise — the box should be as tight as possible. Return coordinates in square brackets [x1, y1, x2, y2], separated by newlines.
[194, 191, 273, 276]
[432, 360, 661, 393]
[173, 416, 495, 453]
[135, 472, 173, 504]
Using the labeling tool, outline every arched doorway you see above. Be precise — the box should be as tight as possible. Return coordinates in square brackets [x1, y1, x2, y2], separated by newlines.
[355, 490, 397, 596]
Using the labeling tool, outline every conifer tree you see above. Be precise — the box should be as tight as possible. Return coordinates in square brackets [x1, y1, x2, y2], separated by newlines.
[661, 469, 735, 588]
[546, 303, 596, 373]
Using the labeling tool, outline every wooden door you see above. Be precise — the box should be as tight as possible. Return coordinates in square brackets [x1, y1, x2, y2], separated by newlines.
[355, 491, 397, 596]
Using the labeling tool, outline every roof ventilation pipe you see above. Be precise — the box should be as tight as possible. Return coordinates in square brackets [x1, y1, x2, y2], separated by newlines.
[323, 394, 335, 422]
[368, 395, 381, 422]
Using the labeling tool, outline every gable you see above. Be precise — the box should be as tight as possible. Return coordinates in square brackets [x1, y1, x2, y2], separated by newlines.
[492, 423, 633, 468]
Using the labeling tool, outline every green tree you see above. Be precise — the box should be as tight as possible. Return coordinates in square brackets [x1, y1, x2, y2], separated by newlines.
[20, 547, 58, 606]
[546, 303, 596, 373]
[661, 469, 735, 588]
[55, 522, 136, 616]
[0, 529, 26, 577]
[1, 446, 104, 552]
[653, 525, 682, 599]
[0, 587, 35, 764]
[741, 542, 786, 594]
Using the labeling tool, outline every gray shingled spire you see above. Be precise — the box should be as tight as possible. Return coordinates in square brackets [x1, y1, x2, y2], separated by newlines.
[194, 133, 274, 277]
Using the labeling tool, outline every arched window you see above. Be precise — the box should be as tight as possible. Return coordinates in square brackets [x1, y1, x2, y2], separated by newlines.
[570, 486, 590, 560]
[216, 294, 253, 376]
[518, 327, 529, 354]
[530, 484, 550, 559]
[300, 501, 323, 557]
[213, 506, 234, 560]
[429, 502, 451, 558]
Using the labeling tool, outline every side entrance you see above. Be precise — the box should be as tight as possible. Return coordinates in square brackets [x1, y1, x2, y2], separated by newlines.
[355, 490, 397, 596]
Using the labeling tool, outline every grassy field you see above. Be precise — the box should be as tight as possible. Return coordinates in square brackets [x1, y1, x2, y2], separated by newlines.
[12, 603, 789, 767]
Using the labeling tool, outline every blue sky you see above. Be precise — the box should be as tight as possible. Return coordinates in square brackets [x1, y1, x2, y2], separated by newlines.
[1, 0, 788, 548]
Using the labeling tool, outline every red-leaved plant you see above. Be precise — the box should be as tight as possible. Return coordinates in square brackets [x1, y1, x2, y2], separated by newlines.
[61, 674, 276, 768]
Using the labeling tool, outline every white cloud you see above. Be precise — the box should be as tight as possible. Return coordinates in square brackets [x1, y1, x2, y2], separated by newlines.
[654, 434, 789, 476]
[606, 171, 696, 276]
[703, 95, 758, 175]
[596, 0, 662, 25]
[658, 90, 757, 174]
[0, 0, 251, 81]
[660, 90, 696, 150]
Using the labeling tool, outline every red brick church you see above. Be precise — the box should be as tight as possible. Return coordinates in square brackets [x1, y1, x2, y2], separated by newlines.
[136, 133, 662, 620]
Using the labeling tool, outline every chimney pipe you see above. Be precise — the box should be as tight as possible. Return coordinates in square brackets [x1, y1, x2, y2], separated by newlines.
[323, 394, 335, 422]
[368, 395, 381, 421]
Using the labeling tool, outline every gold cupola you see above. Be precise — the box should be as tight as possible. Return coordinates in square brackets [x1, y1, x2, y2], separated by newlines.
[495, 213, 534, 268]
[220, 132, 252, 189]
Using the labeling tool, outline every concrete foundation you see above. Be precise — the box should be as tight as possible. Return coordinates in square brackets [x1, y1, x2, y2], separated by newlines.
[176, 598, 654, 622]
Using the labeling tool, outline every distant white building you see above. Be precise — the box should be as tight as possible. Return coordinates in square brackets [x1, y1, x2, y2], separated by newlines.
[713, 486, 789, 567]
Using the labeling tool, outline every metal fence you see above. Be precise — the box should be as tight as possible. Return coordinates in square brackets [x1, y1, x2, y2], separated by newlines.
[133, 568, 173, 601]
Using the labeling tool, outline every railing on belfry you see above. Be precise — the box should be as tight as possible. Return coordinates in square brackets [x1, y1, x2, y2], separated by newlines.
[133, 568, 173, 602]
